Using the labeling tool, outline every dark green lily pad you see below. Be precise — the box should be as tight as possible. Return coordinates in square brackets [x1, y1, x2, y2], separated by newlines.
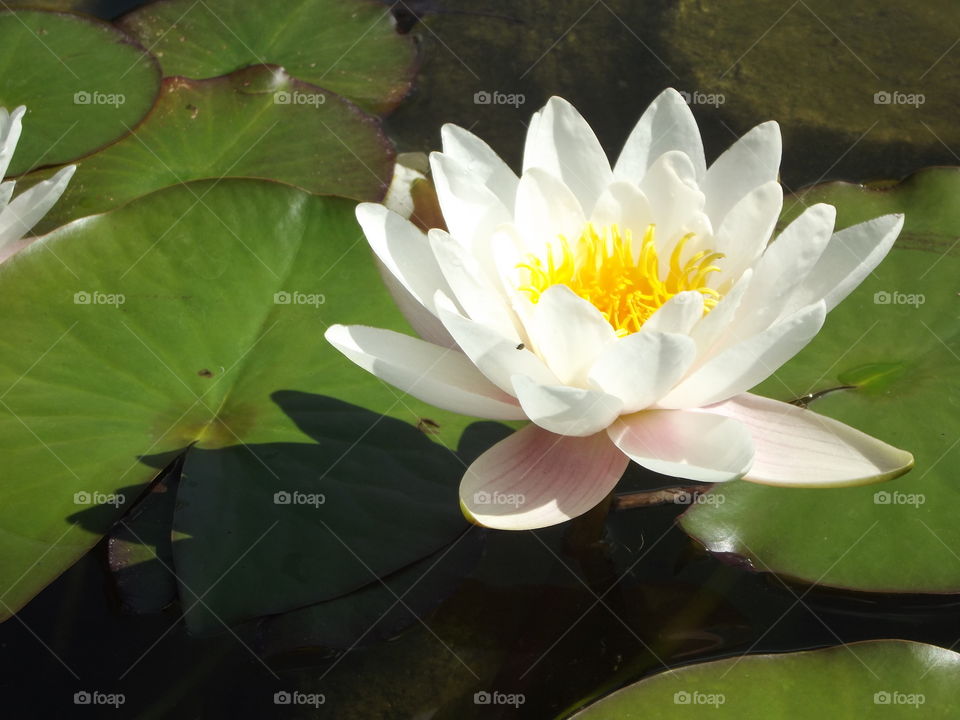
[573, 640, 960, 719]
[24, 64, 394, 234]
[118, 0, 416, 114]
[0, 179, 478, 625]
[681, 167, 960, 593]
[0, 9, 160, 175]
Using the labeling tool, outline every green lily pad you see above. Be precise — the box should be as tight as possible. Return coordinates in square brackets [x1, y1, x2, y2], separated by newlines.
[23, 64, 394, 235]
[572, 640, 960, 718]
[0, 9, 160, 175]
[681, 167, 960, 593]
[0, 179, 477, 624]
[118, 0, 415, 114]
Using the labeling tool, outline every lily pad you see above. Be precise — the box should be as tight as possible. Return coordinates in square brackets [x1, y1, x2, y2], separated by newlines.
[23, 64, 394, 234]
[0, 179, 478, 624]
[572, 640, 960, 718]
[681, 167, 960, 593]
[0, 9, 160, 175]
[118, 0, 415, 114]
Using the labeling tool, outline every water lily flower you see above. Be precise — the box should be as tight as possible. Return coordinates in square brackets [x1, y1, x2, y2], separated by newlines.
[0, 106, 75, 263]
[326, 89, 914, 530]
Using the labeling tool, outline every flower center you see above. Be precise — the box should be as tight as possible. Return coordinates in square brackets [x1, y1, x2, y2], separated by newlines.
[517, 223, 724, 336]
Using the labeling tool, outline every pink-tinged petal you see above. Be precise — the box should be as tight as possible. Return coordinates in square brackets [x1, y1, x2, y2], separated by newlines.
[429, 151, 512, 248]
[373, 257, 456, 348]
[522, 96, 613, 213]
[614, 88, 707, 183]
[526, 285, 617, 386]
[704, 393, 914, 487]
[781, 214, 904, 317]
[436, 291, 558, 394]
[460, 424, 628, 530]
[660, 300, 826, 409]
[588, 331, 697, 413]
[512, 374, 623, 437]
[701, 121, 781, 227]
[641, 291, 704, 335]
[608, 409, 754, 482]
[324, 324, 525, 420]
[440, 123, 519, 211]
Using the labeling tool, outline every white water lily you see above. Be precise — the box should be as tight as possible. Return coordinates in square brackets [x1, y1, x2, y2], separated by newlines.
[0, 106, 75, 263]
[326, 89, 913, 531]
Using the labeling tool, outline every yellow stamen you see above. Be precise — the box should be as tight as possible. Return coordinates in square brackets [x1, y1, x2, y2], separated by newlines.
[517, 223, 723, 336]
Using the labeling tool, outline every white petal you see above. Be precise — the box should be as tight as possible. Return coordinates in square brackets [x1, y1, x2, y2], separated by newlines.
[440, 123, 519, 211]
[428, 228, 518, 339]
[372, 257, 456, 348]
[324, 324, 525, 420]
[514, 167, 585, 257]
[460, 424, 628, 530]
[641, 291, 704, 335]
[701, 121, 781, 227]
[686, 269, 753, 362]
[436, 291, 558, 394]
[588, 331, 697, 413]
[704, 393, 914, 487]
[711, 180, 783, 289]
[0, 106, 25, 180]
[356, 203, 451, 316]
[781, 214, 904, 317]
[0, 165, 75, 248]
[614, 88, 706, 183]
[522, 96, 613, 213]
[526, 285, 617, 386]
[429, 151, 512, 249]
[660, 300, 826, 409]
[382, 152, 427, 219]
[512, 374, 623, 437]
[608, 409, 754, 482]
[589, 181, 653, 236]
[638, 150, 705, 260]
[0, 180, 16, 208]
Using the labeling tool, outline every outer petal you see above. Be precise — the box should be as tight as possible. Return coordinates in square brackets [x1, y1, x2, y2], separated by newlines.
[781, 214, 904, 317]
[373, 258, 456, 348]
[660, 300, 826, 409]
[614, 88, 706, 183]
[460, 424, 628, 530]
[704, 393, 914, 487]
[701, 121, 781, 227]
[608, 409, 754, 482]
[588, 331, 697, 413]
[522, 96, 613, 213]
[512, 374, 623, 437]
[324, 324, 526, 420]
[0, 106, 25, 181]
[439, 123, 519, 211]
[0, 165, 75, 249]
[525, 285, 617, 386]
